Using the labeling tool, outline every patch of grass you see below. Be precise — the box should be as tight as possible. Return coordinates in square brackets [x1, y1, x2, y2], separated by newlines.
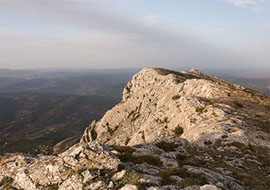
[195, 106, 205, 114]
[155, 141, 177, 152]
[172, 95, 181, 100]
[121, 171, 142, 185]
[249, 146, 270, 167]
[111, 145, 135, 154]
[231, 171, 269, 190]
[224, 142, 248, 152]
[180, 170, 207, 187]
[177, 153, 207, 167]
[175, 141, 270, 190]
[117, 154, 163, 167]
[159, 168, 180, 185]
[251, 118, 270, 133]
[180, 178, 204, 187]
[115, 170, 148, 190]
[48, 184, 59, 190]
[159, 167, 207, 187]
[0, 176, 14, 189]
[173, 125, 184, 137]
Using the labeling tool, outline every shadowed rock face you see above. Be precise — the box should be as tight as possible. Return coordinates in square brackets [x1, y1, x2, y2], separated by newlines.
[1, 68, 270, 190]
[81, 68, 270, 147]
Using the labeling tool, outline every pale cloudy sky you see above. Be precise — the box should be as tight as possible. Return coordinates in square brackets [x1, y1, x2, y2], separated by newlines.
[0, 0, 269, 70]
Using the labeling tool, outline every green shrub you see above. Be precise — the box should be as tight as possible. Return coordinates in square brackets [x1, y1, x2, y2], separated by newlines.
[112, 145, 135, 154]
[117, 154, 163, 167]
[159, 168, 181, 185]
[172, 95, 181, 100]
[159, 168, 207, 187]
[181, 178, 205, 187]
[173, 126, 184, 137]
[120, 171, 142, 185]
[155, 141, 177, 152]
[48, 184, 59, 190]
[195, 107, 205, 113]
[211, 111, 217, 117]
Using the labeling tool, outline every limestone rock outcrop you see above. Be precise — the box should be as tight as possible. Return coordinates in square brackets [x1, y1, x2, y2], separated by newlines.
[81, 68, 270, 147]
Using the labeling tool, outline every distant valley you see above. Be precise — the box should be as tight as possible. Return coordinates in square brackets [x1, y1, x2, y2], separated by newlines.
[0, 69, 137, 155]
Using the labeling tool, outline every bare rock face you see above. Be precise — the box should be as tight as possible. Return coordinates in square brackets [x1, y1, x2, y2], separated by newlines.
[1, 68, 270, 190]
[0, 142, 119, 190]
[81, 68, 270, 147]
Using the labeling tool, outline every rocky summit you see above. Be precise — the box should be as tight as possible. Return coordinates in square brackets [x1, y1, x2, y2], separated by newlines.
[1, 68, 270, 190]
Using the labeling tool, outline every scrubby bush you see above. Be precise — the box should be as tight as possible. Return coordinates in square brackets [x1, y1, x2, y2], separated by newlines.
[155, 141, 177, 152]
[173, 126, 184, 137]
[172, 95, 181, 100]
[195, 107, 205, 113]
[117, 154, 163, 167]
[112, 145, 135, 154]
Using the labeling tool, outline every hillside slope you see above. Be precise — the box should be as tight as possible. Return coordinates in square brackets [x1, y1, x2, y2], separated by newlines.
[0, 68, 269, 190]
[0, 93, 118, 155]
[81, 68, 270, 147]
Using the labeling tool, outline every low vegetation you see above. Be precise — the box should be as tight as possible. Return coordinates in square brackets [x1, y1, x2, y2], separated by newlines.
[117, 154, 163, 167]
[173, 126, 184, 137]
[111, 145, 135, 154]
[0, 177, 14, 189]
[48, 184, 59, 190]
[172, 94, 181, 100]
[174, 141, 270, 190]
[155, 141, 177, 152]
[0, 92, 116, 155]
[195, 106, 205, 113]
[159, 167, 208, 187]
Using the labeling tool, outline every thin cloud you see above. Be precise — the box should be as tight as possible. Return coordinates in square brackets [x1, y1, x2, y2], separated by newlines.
[223, 0, 258, 8]
[0, 0, 267, 70]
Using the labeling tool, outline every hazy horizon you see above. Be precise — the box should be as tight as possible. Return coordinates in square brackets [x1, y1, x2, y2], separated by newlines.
[1, 0, 270, 70]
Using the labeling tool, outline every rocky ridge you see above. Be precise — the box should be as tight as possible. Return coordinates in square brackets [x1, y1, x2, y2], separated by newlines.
[1, 68, 269, 190]
[81, 68, 270, 147]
